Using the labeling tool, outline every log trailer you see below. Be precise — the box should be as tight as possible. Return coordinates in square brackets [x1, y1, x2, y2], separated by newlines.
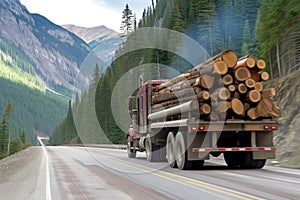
[127, 80, 278, 169]
[127, 79, 278, 170]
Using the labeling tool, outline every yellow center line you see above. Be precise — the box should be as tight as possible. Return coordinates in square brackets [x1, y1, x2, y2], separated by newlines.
[93, 152, 264, 200]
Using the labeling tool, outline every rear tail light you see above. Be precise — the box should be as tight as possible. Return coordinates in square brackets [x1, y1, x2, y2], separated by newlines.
[264, 125, 270, 130]
[199, 126, 205, 131]
[191, 126, 197, 131]
[271, 125, 277, 130]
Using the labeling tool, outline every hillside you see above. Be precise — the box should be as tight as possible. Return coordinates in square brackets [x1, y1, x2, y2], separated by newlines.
[0, 77, 68, 143]
[265, 70, 300, 167]
[62, 25, 122, 66]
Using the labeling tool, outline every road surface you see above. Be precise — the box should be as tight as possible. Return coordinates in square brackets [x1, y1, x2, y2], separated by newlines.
[0, 145, 300, 200]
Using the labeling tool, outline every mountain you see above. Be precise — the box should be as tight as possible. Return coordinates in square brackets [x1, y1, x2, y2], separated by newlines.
[0, 0, 103, 96]
[62, 25, 122, 67]
[0, 0, 106, 141]
[62, 25, 119, 43]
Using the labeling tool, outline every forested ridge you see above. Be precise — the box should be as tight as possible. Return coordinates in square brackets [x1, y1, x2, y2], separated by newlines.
[52, 0, 300, 145]
[0, 77, 68, 144]
[0, 28, 69, 148]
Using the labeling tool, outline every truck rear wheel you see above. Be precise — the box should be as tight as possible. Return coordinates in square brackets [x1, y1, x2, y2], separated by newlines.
[145, 137, 166, 162]
[175, 132, 193, 170]
[127, 136, 136, 158]
[166, 132, 177, 168]
[224, 152, 266, 169]
[224, 152, 241, 168]
[240, 152, 266, 169]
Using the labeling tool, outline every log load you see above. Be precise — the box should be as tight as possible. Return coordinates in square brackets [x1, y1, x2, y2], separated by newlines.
[151, 50, 280, 120]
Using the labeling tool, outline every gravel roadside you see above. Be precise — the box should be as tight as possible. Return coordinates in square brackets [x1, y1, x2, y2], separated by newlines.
[0, 146, 45, 200]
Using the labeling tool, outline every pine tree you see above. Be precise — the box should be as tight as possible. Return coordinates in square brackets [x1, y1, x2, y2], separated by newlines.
[20, 129, 29, 148]
[0, 119, 9, 159]
[120, 4, 134, 38]
[49, 100, 80, 145]
[242, 19, 251, 55]
[172, 4, 185, 32]
[9, 137, 22, 155]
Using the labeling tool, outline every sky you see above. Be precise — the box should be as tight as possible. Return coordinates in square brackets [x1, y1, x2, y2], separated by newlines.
[20, 0, 151, 32]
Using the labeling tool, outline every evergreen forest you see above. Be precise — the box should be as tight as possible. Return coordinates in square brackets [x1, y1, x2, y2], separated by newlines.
[0, 77, 68, 145]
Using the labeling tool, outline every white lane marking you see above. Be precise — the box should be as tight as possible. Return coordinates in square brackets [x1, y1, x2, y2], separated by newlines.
[37, 137, 52, 200]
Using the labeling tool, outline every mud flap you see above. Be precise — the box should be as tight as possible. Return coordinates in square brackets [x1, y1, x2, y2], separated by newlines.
[253, 151, 275, 159]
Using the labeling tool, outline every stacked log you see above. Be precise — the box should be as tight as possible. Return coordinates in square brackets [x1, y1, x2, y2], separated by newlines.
[151, 50, 280, 121]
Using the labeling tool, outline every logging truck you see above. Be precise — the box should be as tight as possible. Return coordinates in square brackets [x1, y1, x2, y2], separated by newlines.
[127, 50, 279, 170]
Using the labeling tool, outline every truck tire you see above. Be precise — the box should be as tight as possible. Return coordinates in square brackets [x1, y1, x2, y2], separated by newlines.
[224, 152, 242, 168]
[224, 152, 266, 169]
[175, 132, 193, 170]
[127, 136, 136, 158]
[166, 132, 177, 168]
[145, 137, 166, 162]
[240, 152, 266, 169]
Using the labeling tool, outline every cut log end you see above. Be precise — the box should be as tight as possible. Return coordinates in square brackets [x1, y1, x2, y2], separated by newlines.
[214, 60, 228, 75]
[222, 74, 233, 85]
[218, 88, 231, 100]
[244, 103, 251, 111]
[262, 88, 276, 99]
[245, 78, 256, 88]
[238, 83, 248, 94]
[256, 59, 266, 70]
[236, 55, 256, 68]
[222, 50, 238, 68]
[201, 75, 215, 89]
[231, 98, 244, 116]
[261, 72, 269, 81]
[246, 56, 256, 68]
[234, 67, 251, 81]
[247, 90, 261, 103]
[254, 82, 264, 92]
[228, 84, 236, 92]
[200, 103, 211, 114]
[197, 90, 210, 101]
[247, 108, 258, 120]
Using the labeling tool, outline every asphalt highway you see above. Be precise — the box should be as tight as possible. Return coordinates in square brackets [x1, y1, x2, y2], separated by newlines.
[1, 145, 300, 200]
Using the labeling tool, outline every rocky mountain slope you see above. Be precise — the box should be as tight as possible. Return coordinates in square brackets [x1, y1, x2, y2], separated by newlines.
[62, 25, 121, 67]
[0, 0, 102, 95]
[62, 25, 119, 43]
[265, 70, 300, 167]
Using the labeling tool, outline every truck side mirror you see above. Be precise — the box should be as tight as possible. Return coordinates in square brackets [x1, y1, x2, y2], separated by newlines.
[128, 96, 133, 116]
